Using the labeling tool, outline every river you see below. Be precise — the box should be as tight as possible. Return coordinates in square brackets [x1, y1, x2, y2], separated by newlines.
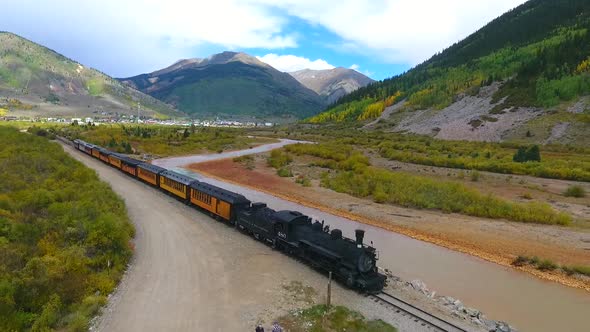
[153, 142, 590, 332]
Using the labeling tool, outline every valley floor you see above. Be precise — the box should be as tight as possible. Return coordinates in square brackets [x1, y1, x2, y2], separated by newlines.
[188, 153, 590, 291]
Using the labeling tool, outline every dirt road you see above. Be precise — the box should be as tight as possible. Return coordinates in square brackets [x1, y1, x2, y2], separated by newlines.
[60, 143, 449, 332]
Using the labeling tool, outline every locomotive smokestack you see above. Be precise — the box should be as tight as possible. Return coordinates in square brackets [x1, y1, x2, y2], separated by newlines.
[355, 229, 365, 246]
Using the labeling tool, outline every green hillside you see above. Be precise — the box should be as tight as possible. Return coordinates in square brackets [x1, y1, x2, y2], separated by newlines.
[0, 32, 181, 118]
[309, 0, 590, 125]
[121, 54, 325, 120]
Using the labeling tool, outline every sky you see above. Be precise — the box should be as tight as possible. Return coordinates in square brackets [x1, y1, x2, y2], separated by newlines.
[2, 0, 528, 80]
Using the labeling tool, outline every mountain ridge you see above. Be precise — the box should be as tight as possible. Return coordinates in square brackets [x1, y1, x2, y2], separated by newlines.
[119, 52, 325, 120]
[308, 0, 590, 146]
[289, 67, 374, 104]
[0, 32, 181, 118]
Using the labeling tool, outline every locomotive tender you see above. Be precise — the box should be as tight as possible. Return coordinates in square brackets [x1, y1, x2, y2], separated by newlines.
[72, 139, 386, 293]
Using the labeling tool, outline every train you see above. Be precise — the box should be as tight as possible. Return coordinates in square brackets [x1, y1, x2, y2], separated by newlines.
[72, 139, 387, 293]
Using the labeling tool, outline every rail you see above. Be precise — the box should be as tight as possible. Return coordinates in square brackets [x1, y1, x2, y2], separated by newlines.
[371, 291, 469, 332]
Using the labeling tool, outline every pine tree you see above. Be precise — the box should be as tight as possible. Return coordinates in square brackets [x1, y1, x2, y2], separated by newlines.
[526, 145, 541, 162]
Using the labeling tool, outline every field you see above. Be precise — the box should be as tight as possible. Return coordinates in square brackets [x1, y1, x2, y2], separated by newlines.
[0, 126, 134, 331]
[272, 127, 590, 181]
[55, 124, 277, 157]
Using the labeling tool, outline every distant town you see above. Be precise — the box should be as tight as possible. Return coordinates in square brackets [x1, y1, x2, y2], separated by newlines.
[0, 114, 276, 128]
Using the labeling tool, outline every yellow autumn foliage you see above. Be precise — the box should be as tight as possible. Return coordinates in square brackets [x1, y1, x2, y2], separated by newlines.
[576, 57, 590, 74]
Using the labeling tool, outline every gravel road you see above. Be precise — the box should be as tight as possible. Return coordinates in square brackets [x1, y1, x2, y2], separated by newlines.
[60, 142, 451, 332]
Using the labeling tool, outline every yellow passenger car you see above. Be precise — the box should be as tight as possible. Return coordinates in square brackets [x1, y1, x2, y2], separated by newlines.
[159, 170, 195, 200]
[189, 181, 250, 222]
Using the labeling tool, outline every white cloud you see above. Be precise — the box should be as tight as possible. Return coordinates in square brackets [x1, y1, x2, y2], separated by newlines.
[349, 64, 360, 70]
[257, 54, 335, 72]
[253, 0, 528, 65]
[2, 0, 528, 76]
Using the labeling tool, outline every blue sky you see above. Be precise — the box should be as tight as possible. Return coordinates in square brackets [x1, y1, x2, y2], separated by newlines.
[2, 0, 527, 80]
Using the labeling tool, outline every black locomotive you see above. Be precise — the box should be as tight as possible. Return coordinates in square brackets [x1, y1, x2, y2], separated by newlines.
[236, 204, 386, 293]
[72, 139, 386, 293]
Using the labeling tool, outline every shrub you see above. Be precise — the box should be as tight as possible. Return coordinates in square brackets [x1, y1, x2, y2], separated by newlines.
[0, 127, 133, 331]
[569, 265, 590, 277]
[268, 149, 292, 169]
[277, 168, 293, 177]
[537, 259, 558, 271]
[470, 170, 481, 182]
[320, 167, 571, 225]
[295, 175, 312, 187]
[563, 185, 586, 198]
[512, 255, 530, 266]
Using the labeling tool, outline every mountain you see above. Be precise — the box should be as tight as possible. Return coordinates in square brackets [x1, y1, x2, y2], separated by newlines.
[0, 32, 180, 118]
[289, 68, 374, 104]
[308, 0, 590, 146]
[119, 52, 325, 120]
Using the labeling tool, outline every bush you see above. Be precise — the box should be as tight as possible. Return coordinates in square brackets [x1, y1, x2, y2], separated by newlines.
[277, 168, 293, 177]
[0, 127, 134, 331]
[537, 259, 558, 271]
[268, 149, 292, 169]
[470, 170, 481, 182]
[320, 166, 571, 225]
[563, 185, 586, 198]
[512, 255, 530, 266]
[295, 175, 312, 187]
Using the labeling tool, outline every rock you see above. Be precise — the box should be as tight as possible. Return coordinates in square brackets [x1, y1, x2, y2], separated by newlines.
[496, 321, 512, 332]
[465, 307, 480, 317]
[471, 317, 483, 326]
[482, 318, 497, 331]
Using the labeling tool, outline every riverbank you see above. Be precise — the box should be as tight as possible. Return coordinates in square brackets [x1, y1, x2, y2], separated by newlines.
[187, 156, 590, 292]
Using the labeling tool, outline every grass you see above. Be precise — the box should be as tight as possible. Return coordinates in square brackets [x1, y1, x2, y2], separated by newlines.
[56, 124, 272, 157]
[280, 142, 572, 225]
[512, 256, 590, 277]
[564, 185, 586, 198]
[279, 305, 397, 332]
[271, 128, 590, 182]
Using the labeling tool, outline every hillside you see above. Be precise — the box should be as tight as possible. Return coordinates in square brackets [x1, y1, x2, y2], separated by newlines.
[308, 0, 590, 146]
[120, 52, 325, 120]
[289, 67, 374, 104]
[0, 32, 181, 118]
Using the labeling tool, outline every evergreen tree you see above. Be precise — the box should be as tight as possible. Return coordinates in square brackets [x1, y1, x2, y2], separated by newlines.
[513, 147, 527, 162]
[526, 145, 541, 162]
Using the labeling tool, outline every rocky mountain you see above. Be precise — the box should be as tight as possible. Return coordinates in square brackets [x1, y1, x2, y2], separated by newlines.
[289, 68, 374, 104]
[0, 32, 180, 118]
[119, 52, 325, 120]
[309, 0, 590, 146]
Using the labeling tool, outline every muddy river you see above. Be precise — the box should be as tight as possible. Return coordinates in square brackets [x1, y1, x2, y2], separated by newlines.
[153, 142, 590, 332]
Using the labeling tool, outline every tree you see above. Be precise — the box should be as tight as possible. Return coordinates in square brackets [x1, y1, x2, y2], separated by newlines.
[513, 147, 527, 162]
[526, 145, 541, 162]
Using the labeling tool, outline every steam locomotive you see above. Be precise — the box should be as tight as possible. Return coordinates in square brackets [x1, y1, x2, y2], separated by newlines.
[72, 139, 386, 293]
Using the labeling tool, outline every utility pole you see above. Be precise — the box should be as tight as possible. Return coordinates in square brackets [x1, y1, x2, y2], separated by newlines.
[137, 102, 140, 124]
[327, 271, 332, 309]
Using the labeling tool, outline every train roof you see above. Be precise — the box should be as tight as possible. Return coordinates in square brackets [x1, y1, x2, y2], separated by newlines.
[190, 181, 250, 204]
[120, 156, 142, 166]
[273, 210, 308, 224]
[160, 170, 196, 186]
[97, 147, 112, 155]
[138, 163, 167, 174]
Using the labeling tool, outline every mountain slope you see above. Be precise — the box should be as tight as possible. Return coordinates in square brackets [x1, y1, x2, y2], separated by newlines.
[120, 52, 325, 120]
[309, 0, 590, 145]
[289, 68, 374, 104]
[0, 32, 180, 118]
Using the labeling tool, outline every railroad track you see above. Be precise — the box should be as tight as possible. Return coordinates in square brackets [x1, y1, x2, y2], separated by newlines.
[371, 291, 468, 332]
